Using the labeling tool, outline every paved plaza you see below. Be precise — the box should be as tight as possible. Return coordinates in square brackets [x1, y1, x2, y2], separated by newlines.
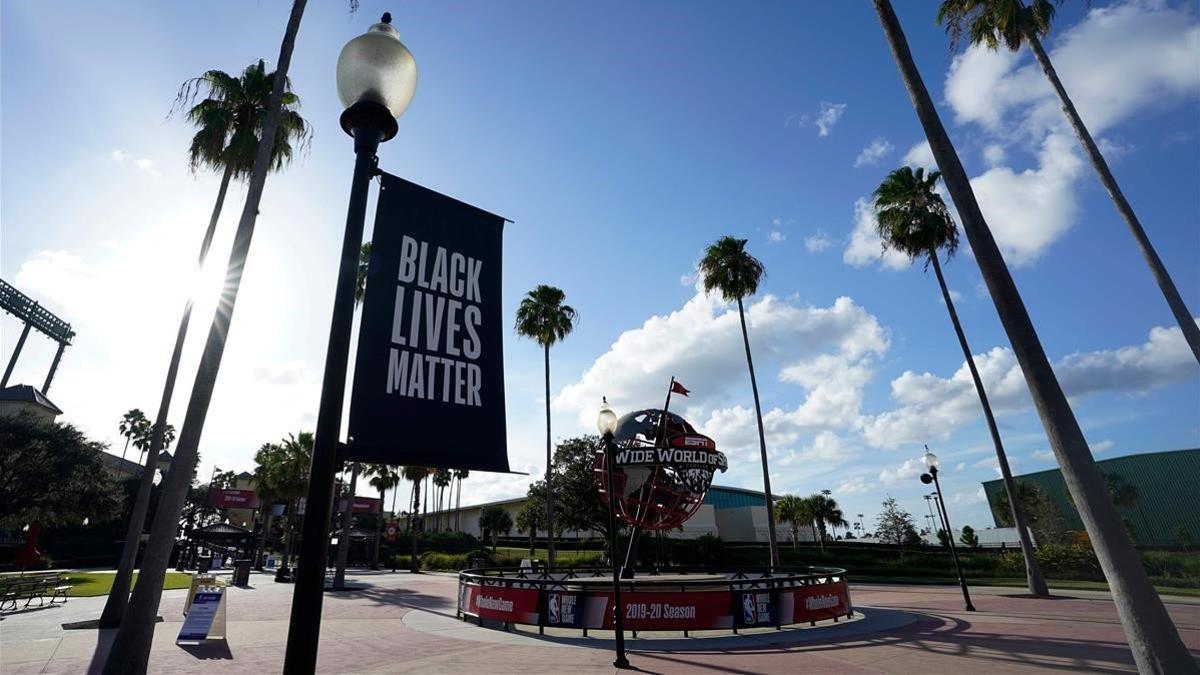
[1, 571, 1197, 674]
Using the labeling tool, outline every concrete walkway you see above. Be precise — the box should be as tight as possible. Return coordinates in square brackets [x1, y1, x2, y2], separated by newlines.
[1, 571, 1196, 673]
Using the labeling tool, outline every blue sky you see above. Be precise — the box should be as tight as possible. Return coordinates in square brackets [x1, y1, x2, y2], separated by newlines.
[2, 1, 1197, 533]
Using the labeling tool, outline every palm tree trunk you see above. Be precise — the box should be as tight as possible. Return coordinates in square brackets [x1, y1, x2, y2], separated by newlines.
[121, 436, 130, 461]
[334, 462, 359, 588]
[543, 343, 557, 569]
[410, 479, 421, 573]
[372, 487, 384, 569]
[99, 162, 236, 629]
[1023, 29, 1200, 364]
[872, 3, 1193, 670]
[454, 476, 463, 531]
[736, 298, 781, 570]
[930, 252, 1049, 597]
[102, 4, 307, 672]
[256, 510, 274, 569]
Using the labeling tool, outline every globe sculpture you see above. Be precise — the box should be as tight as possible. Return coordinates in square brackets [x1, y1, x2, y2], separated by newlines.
[594, 409, 727, 530]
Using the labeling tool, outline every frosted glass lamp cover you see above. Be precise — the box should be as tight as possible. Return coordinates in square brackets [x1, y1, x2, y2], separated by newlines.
[336, 16, 417, 120]
[597, 398, 618, 436]
[922, 448, 939, 471]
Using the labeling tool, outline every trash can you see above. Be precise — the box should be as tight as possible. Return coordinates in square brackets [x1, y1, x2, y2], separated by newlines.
[197, 556, 213, 573]
[233, 559, 252, 587]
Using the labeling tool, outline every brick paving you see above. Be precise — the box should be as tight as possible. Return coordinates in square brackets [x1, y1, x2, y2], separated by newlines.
[1, 570, 1196, 673]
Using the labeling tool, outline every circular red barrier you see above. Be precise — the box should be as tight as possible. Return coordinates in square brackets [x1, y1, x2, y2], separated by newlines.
[457, 567, 853, 632]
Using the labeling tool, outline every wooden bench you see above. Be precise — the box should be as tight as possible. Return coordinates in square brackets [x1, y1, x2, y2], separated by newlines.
[0, 571, 71, 610]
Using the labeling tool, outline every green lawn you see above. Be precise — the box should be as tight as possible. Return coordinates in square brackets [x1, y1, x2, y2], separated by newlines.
[62, 571, 194, 597]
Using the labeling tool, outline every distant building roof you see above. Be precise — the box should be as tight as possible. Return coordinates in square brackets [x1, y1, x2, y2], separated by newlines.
[0, 385, 62, 415]
[99, 452, 143, 476]
[451, 484, 768, 513]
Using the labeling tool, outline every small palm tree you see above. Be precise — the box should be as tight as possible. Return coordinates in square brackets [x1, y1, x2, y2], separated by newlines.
[479, 506, 513, 552]
[452, 469, 469, 531]
[432, 468, 452, 531]
[775, 495, 809, 550]
[936, 0, 1199, 363]
[365, 465, 399, 568]
[117, 409, 149, 462]
[515, 285, 577, 568]
[401, 466, 429, 573]
[809, 494, 848, 548]
[516, 501, 543, 555]
[699, 236, 780, 569]
[874, 165, 1048, 596]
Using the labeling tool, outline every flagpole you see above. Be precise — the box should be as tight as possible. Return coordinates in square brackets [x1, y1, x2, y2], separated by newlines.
[625, 377, 681, 578]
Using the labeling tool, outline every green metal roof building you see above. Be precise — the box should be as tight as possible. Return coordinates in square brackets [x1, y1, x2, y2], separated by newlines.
[981, 448, 1200, 547]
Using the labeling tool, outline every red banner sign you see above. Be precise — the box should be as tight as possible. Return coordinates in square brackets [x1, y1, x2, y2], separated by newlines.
[338, 496, 382, 514]
[463, 584, 540, 624]
[208, 489, 260, 509]
[780, 582, 850, 624]
[588, 591, 734, 630]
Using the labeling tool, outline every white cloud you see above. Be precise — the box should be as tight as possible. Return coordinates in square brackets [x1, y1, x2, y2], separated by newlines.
[768, 230, 786, 243]
[804, 231, 833, 252]
[983, 144, 1006, 167]
[836, 476, 872, 495]
[1092, 439, 1116, 453]
[903, 141, 936, 170]
[816, 102, 847, 137]
[954, 487, 987, 505]
[111, 148, 160, 176]
[968, 133, 1083, 266]
[1031, 449, 1055, 461]
[878, 458, 924, 485]
[942, 1, 1200, 264]
[555, 291, 889, 475]
[946, 1, 1200, 139]
[862, 319, 1199, 448]
[854, 137, 894, 167]
[842, 198, 911, 271]
[937, 289, 964, 306]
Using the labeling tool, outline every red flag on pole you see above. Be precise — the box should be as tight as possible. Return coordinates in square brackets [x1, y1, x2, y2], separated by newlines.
[670, 381, 690, 397]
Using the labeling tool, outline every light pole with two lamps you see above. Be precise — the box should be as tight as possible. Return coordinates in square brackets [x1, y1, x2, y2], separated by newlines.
[283, 13, 417, 674]
[919, 446, 975, 612]
[597, 398, 631, 670]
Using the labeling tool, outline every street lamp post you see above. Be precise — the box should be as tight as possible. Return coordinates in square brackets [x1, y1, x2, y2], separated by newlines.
[283, 14, 416, 674]
[920, 446, 975, 612]
[597, 398, 631, 670]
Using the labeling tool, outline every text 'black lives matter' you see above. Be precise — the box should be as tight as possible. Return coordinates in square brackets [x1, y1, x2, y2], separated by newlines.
[348, 172, 510, 472]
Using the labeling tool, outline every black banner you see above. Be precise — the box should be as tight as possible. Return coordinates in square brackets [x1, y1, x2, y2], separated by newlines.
[347, 172, 509, 472]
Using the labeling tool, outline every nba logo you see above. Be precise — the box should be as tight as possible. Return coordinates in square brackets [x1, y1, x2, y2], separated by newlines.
[548, 593, 560, 623]
[742, 593, 756, 624]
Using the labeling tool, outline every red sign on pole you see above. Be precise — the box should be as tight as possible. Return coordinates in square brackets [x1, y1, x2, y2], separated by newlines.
[208, 489, 261, 509]
[463, 584, 540, 624]
[338, 496, 383, 514]
[385, 521, 398, 543]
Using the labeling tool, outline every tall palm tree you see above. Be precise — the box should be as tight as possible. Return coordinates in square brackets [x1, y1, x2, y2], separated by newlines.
[333, 462, 362, 589]
[699, 237, 780, 569]
[453, 469, 469, 531]
[365, 465, 399, 568]
[515, 285, 577, 569]
[433, 468, 452, 532]
[871, 2, 1193, 670]
[775, 495, 808, 550]
[401, 466, 428, 573]
[936, 0, 1200, 364]
[873, 165, 1049, 597]
[99, 54, 310, 638]
[132, 422, 175, 463]
[104, 4, 311, 671]
[117, 409, 149, 462]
